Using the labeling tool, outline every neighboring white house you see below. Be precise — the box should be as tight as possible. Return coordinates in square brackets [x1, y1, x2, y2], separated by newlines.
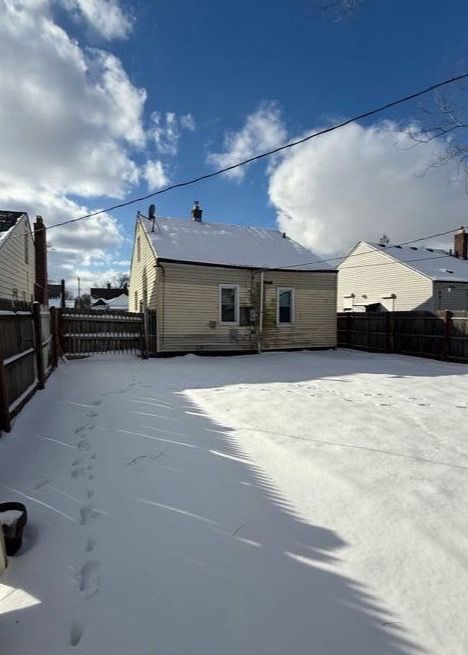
[129, 202, 337, 354]
[338, 230, 468, 312]
[0, 211, 35, 302]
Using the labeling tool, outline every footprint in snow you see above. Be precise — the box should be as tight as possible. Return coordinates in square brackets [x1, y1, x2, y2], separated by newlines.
[76, 560, 100, 598]
[79, 505, 101, 525]
[85, 537, 96, 553]
[70, 623, 83, 647]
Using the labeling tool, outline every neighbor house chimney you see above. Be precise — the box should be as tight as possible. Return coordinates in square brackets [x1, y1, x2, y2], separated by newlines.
[454, 227, 468, 259]
[191, 201, 202, 222]
[34, 215, 48, 305]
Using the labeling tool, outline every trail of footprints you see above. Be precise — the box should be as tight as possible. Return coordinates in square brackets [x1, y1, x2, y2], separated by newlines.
[69, 408, 102, 648]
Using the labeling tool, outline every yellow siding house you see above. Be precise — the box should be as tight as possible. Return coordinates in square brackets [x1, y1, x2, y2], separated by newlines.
[129, 203, 337, 354]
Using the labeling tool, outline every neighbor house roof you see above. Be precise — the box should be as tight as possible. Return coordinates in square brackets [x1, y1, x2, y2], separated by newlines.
[363, 242, 468, 283]
[141, 217, 333, 271]
[0, 211, 26, 248]
[90, 287, 129, 301]
[91, 294, 129, 309]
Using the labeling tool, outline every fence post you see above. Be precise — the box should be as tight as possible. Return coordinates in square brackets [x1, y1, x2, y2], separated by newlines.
[346, 312, 352, 348]
[142, 308, 150, 359]
[32, 302, 45, 389]
[50, 307, 59, 367]
[385, 312, 394, 353]
[443, 310, 453, 360]
[0, 355, 11, 433]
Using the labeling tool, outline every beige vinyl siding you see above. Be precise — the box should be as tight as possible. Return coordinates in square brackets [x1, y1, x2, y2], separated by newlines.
[129, 220, 158, 312]
[433, 281, 468, 311]
[338, 242, 433, 311]
[157, 262, 254, 352]
[262, 271, 337, 350]
[157, 263, 337, 353]
[0, 216, 35, 301]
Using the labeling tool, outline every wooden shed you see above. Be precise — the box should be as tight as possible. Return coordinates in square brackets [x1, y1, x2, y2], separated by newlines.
[129, 204, 337, 354]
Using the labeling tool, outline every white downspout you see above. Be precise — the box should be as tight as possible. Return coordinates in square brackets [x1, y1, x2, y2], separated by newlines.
[257, 271, 264, 354]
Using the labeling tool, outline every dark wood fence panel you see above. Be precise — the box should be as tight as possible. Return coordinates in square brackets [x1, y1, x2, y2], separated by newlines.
[0, 301, 56, 433]
[338, 310, 468, 362]
[59, 309, 145, 356]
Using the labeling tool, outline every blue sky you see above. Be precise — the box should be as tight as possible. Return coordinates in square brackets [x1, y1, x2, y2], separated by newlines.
[1, 0, 468, 291]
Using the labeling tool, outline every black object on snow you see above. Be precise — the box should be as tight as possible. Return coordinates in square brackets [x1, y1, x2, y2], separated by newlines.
[0, 502, 28, 556]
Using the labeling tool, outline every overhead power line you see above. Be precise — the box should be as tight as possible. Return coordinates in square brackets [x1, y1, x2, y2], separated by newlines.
[10, 69, 468, 239]
[275, 225, 462, 270]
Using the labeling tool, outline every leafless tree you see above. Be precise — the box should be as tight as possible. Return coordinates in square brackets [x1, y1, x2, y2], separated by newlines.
[407, 83, 468, 186]
[316, 0, 368, 22]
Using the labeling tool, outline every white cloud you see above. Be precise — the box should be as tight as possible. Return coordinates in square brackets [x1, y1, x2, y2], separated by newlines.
[268, 121, 466, 255]
[0, 184, 124, 286]
[148, 112, 196, 156]
[0, 1, 146, 200]
[143, 160, 169, 191]
[63, 0, 133, 39]
[0, 0, 148, 285]
[208, 102, 287, 181]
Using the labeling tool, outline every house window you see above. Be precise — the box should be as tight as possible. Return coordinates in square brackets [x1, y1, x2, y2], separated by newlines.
[134, 291, 138, 311]
[219, 285, 239, 324]
[277, 288, 294, 324]
[137, 236, 141, 263]
[12, 288, 18, 300]
[24, 234, 29, 264]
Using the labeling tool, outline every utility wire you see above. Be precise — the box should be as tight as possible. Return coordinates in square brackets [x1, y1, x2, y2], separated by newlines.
[9, 70, 468, 239]
[273, 225, 462, 270]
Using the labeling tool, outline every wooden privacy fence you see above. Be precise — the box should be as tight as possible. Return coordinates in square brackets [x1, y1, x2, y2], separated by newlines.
[337, 310, 468, 362]
[0, 300, 55, 432]
[59, 308, 147, 356]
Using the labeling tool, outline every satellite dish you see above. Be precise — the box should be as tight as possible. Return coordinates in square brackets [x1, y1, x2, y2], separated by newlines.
[148, 204, 156, 220]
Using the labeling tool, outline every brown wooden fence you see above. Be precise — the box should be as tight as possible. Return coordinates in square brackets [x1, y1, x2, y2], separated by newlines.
[59, 308, 145, 356]
[0, 300, 55, 432]
[337, 310, 468, 362]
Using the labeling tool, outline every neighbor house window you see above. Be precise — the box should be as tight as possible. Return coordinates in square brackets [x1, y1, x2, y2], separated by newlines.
[219, 285, 239, 324]
[24, 234, 29, 264]
[137, 236, 141, 262]
[277, 288, 294, 324]
[12, 288, 18, 300]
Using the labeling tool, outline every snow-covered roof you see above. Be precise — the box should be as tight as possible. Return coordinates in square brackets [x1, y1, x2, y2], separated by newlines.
[91, 294, 128, 309]
[0, 211, 25, 249]
[90, 286, 128, 301]
[141, 217, 333, 271]
[107, 294, 129, 309]
[369, 242, 468, 282]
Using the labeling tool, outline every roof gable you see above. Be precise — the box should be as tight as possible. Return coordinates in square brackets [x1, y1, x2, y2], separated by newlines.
[90, 287, 129, 301]
[140, 216, 332, 271]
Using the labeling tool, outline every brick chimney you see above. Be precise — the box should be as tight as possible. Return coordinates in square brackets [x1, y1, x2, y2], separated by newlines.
[454, 228, 468, 259]
[34, 215, 48, 305]
[191, 201, 202, 222]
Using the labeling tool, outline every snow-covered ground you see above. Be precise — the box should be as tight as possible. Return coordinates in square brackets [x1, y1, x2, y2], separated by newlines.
[1, 350, 467, 654]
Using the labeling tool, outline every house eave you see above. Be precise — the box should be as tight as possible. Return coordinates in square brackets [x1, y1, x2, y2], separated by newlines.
[155, 257, 336, 273]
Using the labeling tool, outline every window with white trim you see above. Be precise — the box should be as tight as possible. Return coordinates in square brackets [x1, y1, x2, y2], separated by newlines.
[219, 285, 239, 324]
[277, 288, 294, 324]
